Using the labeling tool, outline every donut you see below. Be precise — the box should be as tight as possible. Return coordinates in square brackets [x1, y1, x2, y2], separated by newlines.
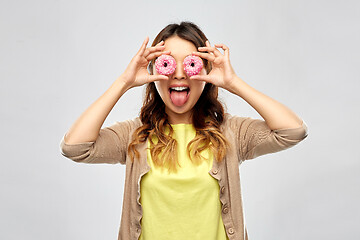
[183, 55, 203, 77]
[155, 55, 176, 75]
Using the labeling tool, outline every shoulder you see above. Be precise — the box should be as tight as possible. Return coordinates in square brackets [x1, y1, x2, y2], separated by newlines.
[221, 113, 269, 138]
[221, 113, 253, 131]
[223, 112, 249, 122]
[107, 117, 143, 135]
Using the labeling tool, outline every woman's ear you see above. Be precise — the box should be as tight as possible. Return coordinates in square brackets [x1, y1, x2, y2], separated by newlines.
[152, 64, 156, 75]
[147, 62, 152, 74]
[201, 67, 207, 75]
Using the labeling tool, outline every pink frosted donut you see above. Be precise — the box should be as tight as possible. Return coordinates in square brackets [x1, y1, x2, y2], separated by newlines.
[155, 55, 176, 75]
[183, 55, 203, 77]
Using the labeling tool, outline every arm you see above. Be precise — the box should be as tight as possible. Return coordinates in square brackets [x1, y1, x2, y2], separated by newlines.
[226, 76, 303, 130]
[191, 41, 305, 131]
[192, 41, 308, 161]
[63, 78, 129, 144]
[60, 37, 169, 163]
[225, 114, 308, 161]
[60, 118, 141, 164]
[64, 37, 169, 145]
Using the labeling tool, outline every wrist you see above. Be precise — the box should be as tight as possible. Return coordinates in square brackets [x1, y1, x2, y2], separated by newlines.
[227, 76, 248, 96]
[115, 75, 132, 93]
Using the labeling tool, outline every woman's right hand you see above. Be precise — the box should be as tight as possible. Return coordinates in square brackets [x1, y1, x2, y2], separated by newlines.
[120, 36, 170, 90]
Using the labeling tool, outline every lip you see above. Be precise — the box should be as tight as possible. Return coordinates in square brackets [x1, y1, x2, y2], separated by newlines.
[168, 84, 191, 94]
[168, 84, 191, 93]
[169, 84, 190, 88]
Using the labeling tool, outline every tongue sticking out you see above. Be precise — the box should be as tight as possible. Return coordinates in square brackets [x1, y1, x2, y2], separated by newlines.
[170, 91, 189, 107]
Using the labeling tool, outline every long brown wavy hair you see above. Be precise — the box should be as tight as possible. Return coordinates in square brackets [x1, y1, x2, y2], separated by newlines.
[128, 21, 229, 173]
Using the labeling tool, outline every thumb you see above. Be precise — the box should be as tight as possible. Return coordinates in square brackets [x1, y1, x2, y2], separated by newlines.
[146, 74, 169, 83]
[190, 75, 212, 84]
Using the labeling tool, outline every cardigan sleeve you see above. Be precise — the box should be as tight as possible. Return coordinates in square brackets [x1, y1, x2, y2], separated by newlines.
[226, 114, 308, 161]
[59, 118, 141, 164]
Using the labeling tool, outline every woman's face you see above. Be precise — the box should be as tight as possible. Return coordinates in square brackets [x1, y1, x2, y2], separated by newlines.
[153, 35, 206, 124]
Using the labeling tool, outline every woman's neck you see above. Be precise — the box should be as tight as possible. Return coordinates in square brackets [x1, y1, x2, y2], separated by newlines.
[166, 110, 193, 124]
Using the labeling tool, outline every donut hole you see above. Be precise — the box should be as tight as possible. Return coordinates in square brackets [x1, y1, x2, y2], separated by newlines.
[164, 62, 168, 67]
[190, 62, 195, 67]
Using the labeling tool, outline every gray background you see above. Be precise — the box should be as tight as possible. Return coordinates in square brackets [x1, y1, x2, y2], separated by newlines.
[1, 0, 359, 239]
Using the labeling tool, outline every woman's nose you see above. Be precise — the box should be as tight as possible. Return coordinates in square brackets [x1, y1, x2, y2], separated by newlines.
[172, 62, 186, 80]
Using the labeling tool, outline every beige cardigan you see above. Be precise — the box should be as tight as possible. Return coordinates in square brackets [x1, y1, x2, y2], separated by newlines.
[59, 113, 308, 240]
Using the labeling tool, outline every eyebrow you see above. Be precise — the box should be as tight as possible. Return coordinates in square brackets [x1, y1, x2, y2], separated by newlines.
[168, 53, 193, 59]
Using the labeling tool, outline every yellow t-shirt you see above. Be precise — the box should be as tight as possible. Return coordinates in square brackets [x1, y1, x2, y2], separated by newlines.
[139, 123, 228, 240]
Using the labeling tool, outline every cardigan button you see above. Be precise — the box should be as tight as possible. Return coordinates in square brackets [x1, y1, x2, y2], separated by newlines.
[223, 207, 229, 214]
[212, 169, 218, 175]
[221, 186, 225, 194]
[228, 227, 235, 235]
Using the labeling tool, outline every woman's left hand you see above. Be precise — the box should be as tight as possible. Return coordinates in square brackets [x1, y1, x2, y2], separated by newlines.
[190, 40, 238, 91]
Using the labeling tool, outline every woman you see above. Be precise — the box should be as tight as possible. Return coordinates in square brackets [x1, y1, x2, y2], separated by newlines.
[60, 21, 308, 240]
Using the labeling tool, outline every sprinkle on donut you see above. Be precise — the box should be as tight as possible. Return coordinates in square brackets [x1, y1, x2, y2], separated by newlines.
[155, 55, 176, 75]
[183, 55, 203, 77]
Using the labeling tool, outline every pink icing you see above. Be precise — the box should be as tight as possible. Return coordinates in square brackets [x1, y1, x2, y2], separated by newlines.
[155, 55, 176, 75]
[183, 55, 203, 76]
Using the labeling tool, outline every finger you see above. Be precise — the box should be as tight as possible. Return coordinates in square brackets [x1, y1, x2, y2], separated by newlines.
[200, 46, 216, 52]
[147, 74, 169, 83]
[205, 40, 221, 56]
[137, 36, 149, 56]
[155, 40, 164, 46]
[145, 50, 170, 61]
[144, 45, 166, 57]
[214, 44, 229, 58]
[192, 51, 216, 62]
[189, 74, 213, 84]
[198, 46, 221, 57]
